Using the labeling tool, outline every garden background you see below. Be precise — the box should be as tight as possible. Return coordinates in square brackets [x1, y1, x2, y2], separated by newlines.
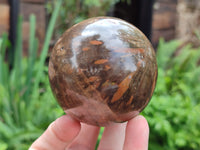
[0, 0, 200, 149]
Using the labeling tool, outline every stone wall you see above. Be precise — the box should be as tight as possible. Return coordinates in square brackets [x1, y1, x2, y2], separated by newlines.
[0, 0, 199, 49]
[177, 0, 200, 47]
[0, 0, 9, 36]
[152, 0, 178, 47]
[20, 0, 46, 54]
[0, 0, 46, 54]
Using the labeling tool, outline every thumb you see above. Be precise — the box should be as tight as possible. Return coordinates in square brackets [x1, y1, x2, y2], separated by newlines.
[29, 115, 81, 150]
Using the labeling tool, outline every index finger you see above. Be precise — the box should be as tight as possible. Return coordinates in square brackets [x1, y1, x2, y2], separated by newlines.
[123, 115, 149, 150]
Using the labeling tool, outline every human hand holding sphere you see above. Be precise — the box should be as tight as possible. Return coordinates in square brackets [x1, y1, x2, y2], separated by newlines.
[30, 17, 157, 149]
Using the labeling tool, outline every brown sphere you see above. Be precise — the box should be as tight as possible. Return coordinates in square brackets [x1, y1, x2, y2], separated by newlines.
[48, 17, 157, 126]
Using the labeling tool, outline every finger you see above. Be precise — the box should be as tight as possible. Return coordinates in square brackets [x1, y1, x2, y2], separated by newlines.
[29, 115, 81, 150]
[67, 123, 100, 150]
[123, 115, 149, 150]
[98, 122, 127, 150]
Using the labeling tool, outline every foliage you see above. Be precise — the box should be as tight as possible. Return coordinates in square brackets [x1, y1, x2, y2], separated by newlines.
[142, 39, 200, 150]
[0, 0, 63, 149]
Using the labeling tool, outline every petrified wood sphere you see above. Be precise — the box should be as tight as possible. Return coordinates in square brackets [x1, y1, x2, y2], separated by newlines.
[49, 17, 157, 126]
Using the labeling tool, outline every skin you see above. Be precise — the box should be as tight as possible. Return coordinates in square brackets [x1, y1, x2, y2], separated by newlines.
[29, 115, 149, 150]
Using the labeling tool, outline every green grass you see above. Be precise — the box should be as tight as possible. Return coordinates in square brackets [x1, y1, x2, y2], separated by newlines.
[142, 39, 200, 150]
[0, 0, 63, 149]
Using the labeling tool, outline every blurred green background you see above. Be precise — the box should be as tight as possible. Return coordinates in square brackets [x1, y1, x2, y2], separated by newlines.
[0, 0, 200, 149]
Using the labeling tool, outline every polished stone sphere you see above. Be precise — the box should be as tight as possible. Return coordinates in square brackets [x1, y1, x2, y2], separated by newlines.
[48, 17, 157, 126]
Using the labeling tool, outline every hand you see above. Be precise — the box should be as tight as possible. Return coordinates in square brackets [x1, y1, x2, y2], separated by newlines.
[29, 115, 149, 150]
